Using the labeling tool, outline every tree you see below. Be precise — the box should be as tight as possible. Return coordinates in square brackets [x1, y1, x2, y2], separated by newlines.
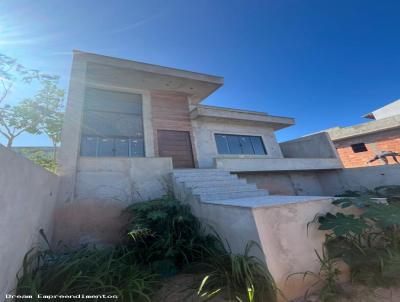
[0, 53, 59, 147]
[35, 80, 65, 160]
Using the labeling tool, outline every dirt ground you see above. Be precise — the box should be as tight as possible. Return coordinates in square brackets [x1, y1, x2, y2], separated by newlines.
[153, 274, 400, 302]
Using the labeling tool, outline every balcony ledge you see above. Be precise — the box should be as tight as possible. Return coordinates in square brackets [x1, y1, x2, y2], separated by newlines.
[214, 157, 343, 172]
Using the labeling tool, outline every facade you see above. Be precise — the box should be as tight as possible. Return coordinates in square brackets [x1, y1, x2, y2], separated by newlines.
[325, 100, 400, 168]
[57, 50, 343, 206]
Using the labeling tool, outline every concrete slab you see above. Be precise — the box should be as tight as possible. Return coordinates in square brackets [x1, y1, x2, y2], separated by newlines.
[202, 195, 333, 208]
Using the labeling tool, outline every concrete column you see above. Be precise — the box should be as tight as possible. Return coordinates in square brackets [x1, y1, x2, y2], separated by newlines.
[57, 53, 87, 203]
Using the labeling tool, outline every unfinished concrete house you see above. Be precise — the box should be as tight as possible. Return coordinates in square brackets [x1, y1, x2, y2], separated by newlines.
[324, 100, 400, 168]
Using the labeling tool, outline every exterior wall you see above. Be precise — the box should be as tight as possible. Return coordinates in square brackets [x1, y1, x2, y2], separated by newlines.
[237, 171, 325, 196]
[0, 146, 59, 297]
[280, 132, 338, 159]
[318, 165, 400, 196]
[334, 128, 400, 168]
[173, 178, 338, 301]
[191, 118, 283, 168]
[53, 157, 173, 246]
[151, 91, 197, 165]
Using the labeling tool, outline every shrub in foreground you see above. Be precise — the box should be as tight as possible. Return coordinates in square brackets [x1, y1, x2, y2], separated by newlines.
[16, 245, 157, 302]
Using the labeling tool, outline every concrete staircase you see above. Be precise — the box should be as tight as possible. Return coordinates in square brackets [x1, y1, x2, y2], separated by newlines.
[172, 169, 268, 202]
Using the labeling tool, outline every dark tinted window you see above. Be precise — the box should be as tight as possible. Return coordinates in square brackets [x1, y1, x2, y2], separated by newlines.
[80, 88, 144, 157]
[351, 143, 367, 153]
[215, 134, 267, 155]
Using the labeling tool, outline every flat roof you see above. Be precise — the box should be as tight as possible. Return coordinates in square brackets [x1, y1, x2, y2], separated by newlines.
[74, 50, 224, 103]
[191, 105, 295, 130]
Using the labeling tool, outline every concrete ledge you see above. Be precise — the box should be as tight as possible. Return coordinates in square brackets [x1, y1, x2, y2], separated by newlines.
[191, 105, 295, 130]
[215, 157, 343, 172]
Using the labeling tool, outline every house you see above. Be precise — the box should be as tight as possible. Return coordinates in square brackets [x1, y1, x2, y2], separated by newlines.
[57, 50, 344, 208]
[324, 100, 400, 168]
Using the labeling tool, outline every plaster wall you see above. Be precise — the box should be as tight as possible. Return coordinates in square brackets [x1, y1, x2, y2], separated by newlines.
[0, 146, 59, 298]
[318, 165, 400, 196]
[52, 157, 173, 246]
[280, 132, 338, 159]
[191, 118, 283, 168]
[237, 171, 325, 196]
[173, 176, 338, 300]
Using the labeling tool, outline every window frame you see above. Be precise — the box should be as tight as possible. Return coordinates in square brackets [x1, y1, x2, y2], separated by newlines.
[80, 87, 145, 158]
[214, 133, 267, 155]
[351, 143, 368, 153]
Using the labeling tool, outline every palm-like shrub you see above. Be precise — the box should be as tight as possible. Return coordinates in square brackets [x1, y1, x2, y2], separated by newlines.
[16, 245, 157, 302]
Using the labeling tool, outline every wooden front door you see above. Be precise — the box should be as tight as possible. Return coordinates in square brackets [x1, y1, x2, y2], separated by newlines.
[157, 130, 195, 168]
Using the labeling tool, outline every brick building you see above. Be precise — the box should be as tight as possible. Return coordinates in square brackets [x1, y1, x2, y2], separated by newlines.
[324, 100, 400, 168]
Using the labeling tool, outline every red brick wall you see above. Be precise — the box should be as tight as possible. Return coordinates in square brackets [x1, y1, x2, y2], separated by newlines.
[334, 128, 400, 168]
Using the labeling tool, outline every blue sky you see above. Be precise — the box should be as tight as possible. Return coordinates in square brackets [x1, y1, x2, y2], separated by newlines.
[1, 0, 400, 146]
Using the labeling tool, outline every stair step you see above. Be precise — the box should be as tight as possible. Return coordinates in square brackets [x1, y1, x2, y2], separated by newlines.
[173, 170, 230, 177]
[174, 174, 238, 182]
[182, 178, 248, 188]
[197, 190, 268, 202]
[192, 183, 258, 194]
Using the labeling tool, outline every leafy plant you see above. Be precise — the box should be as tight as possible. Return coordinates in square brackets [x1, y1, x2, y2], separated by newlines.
[197, 240, 277, 302]
[18, 149, 57, 172]
[124, 196, 218, 275]
[314, 193, 400, 287]
[16, 244, 158, 302]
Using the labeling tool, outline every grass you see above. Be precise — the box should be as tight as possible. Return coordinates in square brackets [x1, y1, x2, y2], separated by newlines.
[16, 245, 158, 302]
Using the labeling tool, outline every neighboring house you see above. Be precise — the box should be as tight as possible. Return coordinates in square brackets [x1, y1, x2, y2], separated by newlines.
[57, 50, 343, 206]
[324, 100, 400, 168]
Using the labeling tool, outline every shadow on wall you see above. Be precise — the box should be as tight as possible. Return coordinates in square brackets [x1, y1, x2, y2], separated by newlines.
[0, 146, 59, 298]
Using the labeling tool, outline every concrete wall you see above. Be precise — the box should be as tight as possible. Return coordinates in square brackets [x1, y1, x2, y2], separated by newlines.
[216, 157, 342, 172]
[238, 171, 325, 196]
[191, 118, 283, 168]
[173, 177, 337, 300]
[0, 146, 59, 297]
[280, 132, 338, 159]
[53, 157, 173, 246]
[318, 165, 400, 196]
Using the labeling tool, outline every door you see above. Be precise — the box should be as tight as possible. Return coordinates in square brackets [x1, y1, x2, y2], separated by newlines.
[157, 130, 195, 168]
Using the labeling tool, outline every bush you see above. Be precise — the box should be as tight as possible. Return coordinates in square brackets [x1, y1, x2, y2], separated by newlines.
[315, 194, 400, 287]
[16, 245, 157, 302]
[124, 196, 218, 275]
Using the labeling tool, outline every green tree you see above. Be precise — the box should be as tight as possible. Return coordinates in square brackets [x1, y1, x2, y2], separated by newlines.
[0, 99, 43, 147]
[0, 53, 59, 147]
[35, 80, 65, 160]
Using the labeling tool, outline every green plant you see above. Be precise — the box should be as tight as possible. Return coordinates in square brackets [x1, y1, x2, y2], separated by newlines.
[16, 244, 158, 301]
[287, 247, 344, 302]
[124, 196, 218, 275]
[197, 240, 277, 302]
[314, 194, 400, 287]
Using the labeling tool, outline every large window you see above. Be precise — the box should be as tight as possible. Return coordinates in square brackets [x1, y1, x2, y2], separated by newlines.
[80, 88, 144, 157]
[215, 134, 267, 155]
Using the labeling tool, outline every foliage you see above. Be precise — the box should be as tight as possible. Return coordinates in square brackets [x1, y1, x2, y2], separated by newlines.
[35, 80, 64, 159]
[197, 240, 277, 302]
[287, 247, 344, 302]
[0, 53, 64, 148]
[124, 196, 218, 275]
[16, 244, 158, 302]
[314, 191, 400, 287]
[19, 149, 57, 172]
[335, 185, 400, 204]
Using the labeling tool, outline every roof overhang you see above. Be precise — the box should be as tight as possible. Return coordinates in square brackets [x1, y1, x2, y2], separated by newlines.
[74, 50, 224, 104]
[190, 105, 295, 130]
